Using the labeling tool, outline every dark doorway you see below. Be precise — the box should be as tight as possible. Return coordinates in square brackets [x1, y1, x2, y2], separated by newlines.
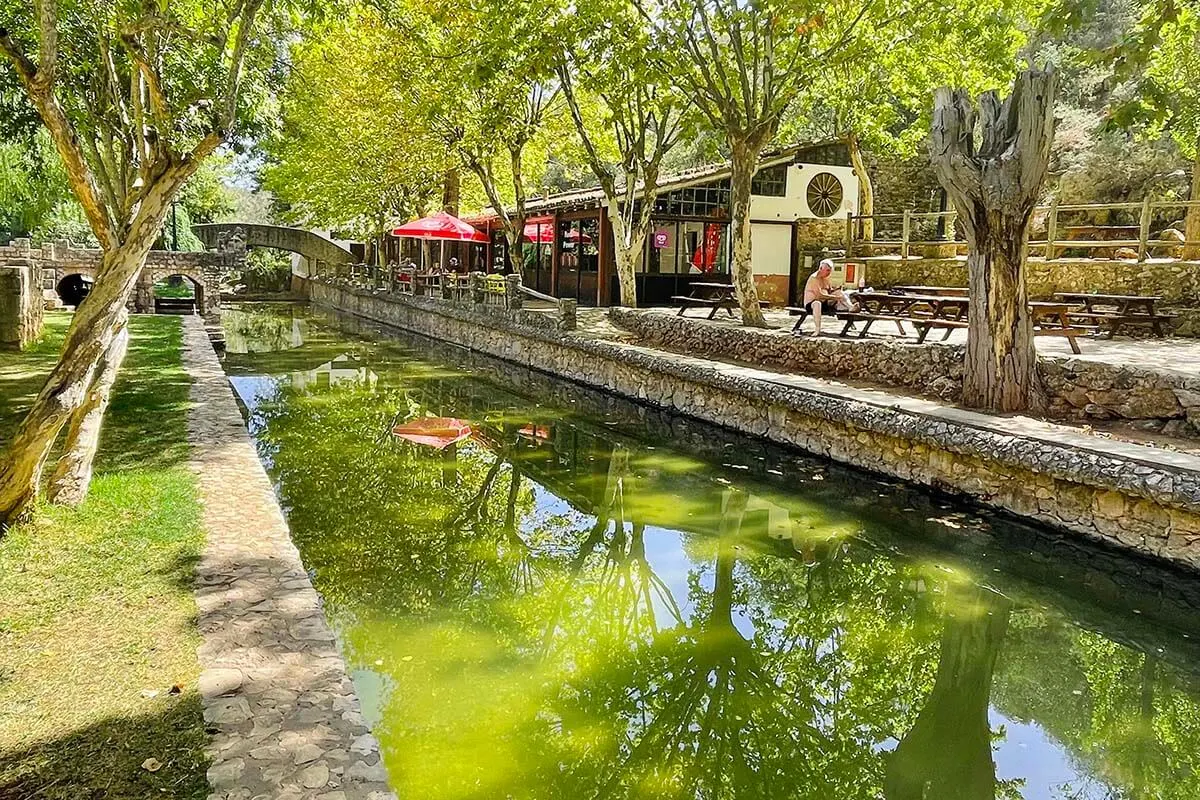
[56, 273, 93, 307]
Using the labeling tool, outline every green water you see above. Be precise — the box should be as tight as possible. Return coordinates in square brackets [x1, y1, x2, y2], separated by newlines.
[222, 303, 1200, 800]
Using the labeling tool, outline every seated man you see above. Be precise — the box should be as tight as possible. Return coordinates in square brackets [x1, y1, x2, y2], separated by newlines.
[802, 259, 856, 335]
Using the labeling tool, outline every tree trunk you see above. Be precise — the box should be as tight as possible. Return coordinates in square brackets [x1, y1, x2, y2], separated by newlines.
[607, 210, 646, 308]
[884, 586, 1011, 800]
[729, 139, 766, 327]
[847, 133, 875, 241]
[1185, 151, 1200, 260]
[0, 244, 144, 525]
[962, 216, 1041, 411]
[442, 167, 460, 215]
[47, 310, 130, 507]
[0, 180, 176, 527]
[929, 70, 1058, 413]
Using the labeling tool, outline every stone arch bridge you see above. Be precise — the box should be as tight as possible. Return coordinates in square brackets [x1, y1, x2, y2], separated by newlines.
[192, 223, 356, 268]
[6, 239, 235, 316]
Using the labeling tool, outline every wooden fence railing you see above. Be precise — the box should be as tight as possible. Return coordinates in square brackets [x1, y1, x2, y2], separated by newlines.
[312, 263, 577, 330]
[846, 199, 1200, 262]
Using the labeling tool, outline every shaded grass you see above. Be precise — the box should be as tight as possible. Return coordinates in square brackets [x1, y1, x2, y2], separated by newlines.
[0, 314, 209, 799]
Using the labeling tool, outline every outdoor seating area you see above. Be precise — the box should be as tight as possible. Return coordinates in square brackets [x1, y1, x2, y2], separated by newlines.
[778, 286, 1173, 353]
[674, 281, 772, 319]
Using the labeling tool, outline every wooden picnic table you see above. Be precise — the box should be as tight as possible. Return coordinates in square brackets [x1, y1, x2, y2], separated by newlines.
[892, 285, 969, 297]
[1055, 292, 1173, 338]
[674, 281, 740, 319]
[834, 291, 970, 342]
[791, 293, 1088, 351]
[1029, 301, 1087, 354]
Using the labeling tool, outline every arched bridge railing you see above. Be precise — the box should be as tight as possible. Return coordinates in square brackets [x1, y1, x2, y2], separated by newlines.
[192, 223, 355, 264]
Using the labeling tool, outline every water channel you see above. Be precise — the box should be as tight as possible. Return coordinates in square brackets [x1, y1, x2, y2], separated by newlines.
[221, 302, 1200, 800]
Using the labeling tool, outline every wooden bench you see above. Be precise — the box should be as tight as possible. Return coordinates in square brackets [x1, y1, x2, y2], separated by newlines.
[1056, 292, 1174, 338]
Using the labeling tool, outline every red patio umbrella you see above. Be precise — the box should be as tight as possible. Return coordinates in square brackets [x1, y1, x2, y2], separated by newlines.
[393, 211, 489, 242]
[522, 223, 592, 244]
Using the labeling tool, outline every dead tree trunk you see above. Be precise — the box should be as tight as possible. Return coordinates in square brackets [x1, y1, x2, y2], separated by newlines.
[46, 310, 131, 507]
[929, 70, 1058, 413]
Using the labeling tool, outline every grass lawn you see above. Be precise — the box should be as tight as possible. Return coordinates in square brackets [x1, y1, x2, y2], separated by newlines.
[0, 312, 209, 799]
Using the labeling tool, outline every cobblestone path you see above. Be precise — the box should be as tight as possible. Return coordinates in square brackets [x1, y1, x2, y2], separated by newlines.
[183, 316, 395, 800]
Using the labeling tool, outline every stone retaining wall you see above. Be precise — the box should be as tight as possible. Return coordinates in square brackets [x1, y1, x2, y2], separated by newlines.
[312, 280, 1200, 571]
[863, 256, 1200, 307]
[609, 307, 1200, 437]
[0, 256, 43, 350]
[2, 238, 234, 315]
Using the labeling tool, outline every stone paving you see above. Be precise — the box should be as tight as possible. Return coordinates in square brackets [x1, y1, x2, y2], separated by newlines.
[182, 316, 395, 800]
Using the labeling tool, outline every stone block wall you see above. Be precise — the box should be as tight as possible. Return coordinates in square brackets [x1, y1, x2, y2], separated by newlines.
[0, 241, 44, 349]
[1, 239, 230, 316]
[609, 308, 1200, 436]
[313, 281, 1200, 570]
[863, 256, 1200, 307]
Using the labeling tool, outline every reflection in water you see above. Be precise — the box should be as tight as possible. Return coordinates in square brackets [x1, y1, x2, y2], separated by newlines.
[223, 303, 1200, 800]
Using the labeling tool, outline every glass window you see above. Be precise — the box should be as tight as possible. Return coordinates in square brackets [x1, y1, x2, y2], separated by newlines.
[751, 165, 788, 197]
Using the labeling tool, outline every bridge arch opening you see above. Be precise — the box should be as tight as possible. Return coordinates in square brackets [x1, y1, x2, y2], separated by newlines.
[56, 273, 93, 307]
[152, 273, 203, 315]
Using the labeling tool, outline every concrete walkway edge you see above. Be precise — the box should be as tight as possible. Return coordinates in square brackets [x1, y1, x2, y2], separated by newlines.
[182, 316, 395, 800]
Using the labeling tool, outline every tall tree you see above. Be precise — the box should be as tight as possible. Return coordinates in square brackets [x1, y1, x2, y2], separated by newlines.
[0, 0, 314, 524]
[1104, 0, 1200, 257]
[264, 7, 450, 249]
[784, 0, 1034, 240]
[556, 0, 693, 307]
[638, 0, 905, 326]
[385, 0, 563, 276]
[929, 69, 1059, 412]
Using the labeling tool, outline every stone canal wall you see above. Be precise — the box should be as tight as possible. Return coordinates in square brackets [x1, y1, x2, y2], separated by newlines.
[312, 280, 1200, 571]
[608, 307, 1200, 437]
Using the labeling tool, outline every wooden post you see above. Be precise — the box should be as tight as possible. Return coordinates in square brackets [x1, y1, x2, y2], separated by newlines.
[1137, 196, 1152, 262]
[901, 210, 911, 260]
[845, 212, 854, 258]
[1045, 199, 1059, 260]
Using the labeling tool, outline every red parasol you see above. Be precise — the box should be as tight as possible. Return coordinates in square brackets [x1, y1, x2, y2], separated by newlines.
[393, 212, 489, 243]
[522, 223, 592, 244]
[392, 417, 473, 450]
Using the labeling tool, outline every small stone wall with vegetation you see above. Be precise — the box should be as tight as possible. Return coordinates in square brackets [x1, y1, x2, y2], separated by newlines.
[863, 256, 1200, 308]
[610, 308, 1200, 438]
[313, 281, 1200, 571]
[0, 244, 44, 349]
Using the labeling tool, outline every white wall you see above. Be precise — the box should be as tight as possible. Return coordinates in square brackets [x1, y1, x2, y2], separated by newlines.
[751, 224, 794, 276]
[750, 164, 859, 222]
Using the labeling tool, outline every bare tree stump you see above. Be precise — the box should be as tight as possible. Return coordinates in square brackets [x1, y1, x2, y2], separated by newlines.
[929, 70, 1058, 413]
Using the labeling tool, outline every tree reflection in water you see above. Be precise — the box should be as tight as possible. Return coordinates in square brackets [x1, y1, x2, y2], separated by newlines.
[226, 303, 1200, 800]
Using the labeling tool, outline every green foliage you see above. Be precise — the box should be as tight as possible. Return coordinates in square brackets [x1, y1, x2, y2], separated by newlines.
[0, 130, 71, 241]
[263, 6, 453, 236]
[783, 0, 1040, 158]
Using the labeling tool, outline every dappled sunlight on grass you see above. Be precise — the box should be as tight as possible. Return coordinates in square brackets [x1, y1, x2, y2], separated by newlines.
[0, 314, 208, 799]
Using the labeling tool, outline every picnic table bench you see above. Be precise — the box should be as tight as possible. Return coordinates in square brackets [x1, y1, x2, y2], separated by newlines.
[891, 285, 969, 297]
[674, 282, 769, 319]
[789, 294, 1089, 352]
[787, 292, 969, 341]
[1055, 292, 1174, 338]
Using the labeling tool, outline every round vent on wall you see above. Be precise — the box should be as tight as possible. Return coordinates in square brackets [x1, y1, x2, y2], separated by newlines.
[806, 172, 844, 218]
